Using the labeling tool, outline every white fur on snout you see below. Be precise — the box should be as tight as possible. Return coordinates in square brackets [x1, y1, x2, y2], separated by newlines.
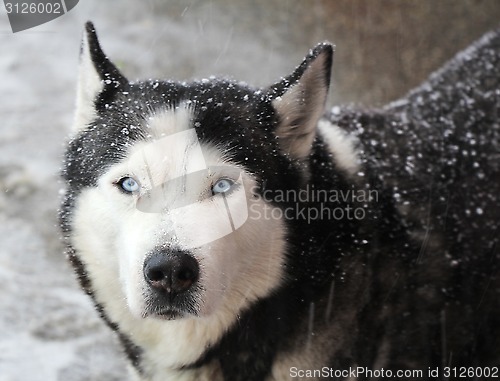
[117, 211, 164, 317]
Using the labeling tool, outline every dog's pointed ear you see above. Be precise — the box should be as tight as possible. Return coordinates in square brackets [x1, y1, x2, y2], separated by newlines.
[269, 43, 333, 160]
[73, 21, 128, 134]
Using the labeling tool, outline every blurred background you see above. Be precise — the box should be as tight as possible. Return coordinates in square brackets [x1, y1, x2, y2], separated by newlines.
[0, 1, 499, 380]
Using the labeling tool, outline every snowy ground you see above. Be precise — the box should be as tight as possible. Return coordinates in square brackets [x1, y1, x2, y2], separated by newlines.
[0, 1, 498, 380]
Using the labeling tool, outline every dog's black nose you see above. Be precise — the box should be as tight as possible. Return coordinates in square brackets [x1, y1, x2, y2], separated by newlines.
[144, 249, 199, 295]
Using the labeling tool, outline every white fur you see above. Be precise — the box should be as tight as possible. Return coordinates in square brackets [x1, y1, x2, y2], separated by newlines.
[147, 105, 196, 139]
[70, 107, 287, 380]
[317, 119, 360, 175]
[72, 32, 104, 134]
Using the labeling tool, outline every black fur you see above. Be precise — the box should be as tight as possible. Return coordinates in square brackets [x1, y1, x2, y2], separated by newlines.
[328, 29, 500, 371]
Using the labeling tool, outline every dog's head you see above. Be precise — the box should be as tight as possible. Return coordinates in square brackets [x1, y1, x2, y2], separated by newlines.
[62, 22, 332, 323]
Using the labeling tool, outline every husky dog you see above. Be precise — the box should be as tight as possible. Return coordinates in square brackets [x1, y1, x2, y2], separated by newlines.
[61, 22, 500, 381]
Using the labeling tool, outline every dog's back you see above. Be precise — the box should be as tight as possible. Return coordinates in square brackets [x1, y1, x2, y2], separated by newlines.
[328, 29, 500, 370]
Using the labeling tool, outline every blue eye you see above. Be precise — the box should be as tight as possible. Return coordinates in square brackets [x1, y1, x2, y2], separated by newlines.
[212, 178, 234, 195]
[118, 177, 140, 193]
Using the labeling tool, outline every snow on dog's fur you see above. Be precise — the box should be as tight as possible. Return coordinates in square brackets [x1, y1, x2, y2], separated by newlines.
[61, 22, 500, 381]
